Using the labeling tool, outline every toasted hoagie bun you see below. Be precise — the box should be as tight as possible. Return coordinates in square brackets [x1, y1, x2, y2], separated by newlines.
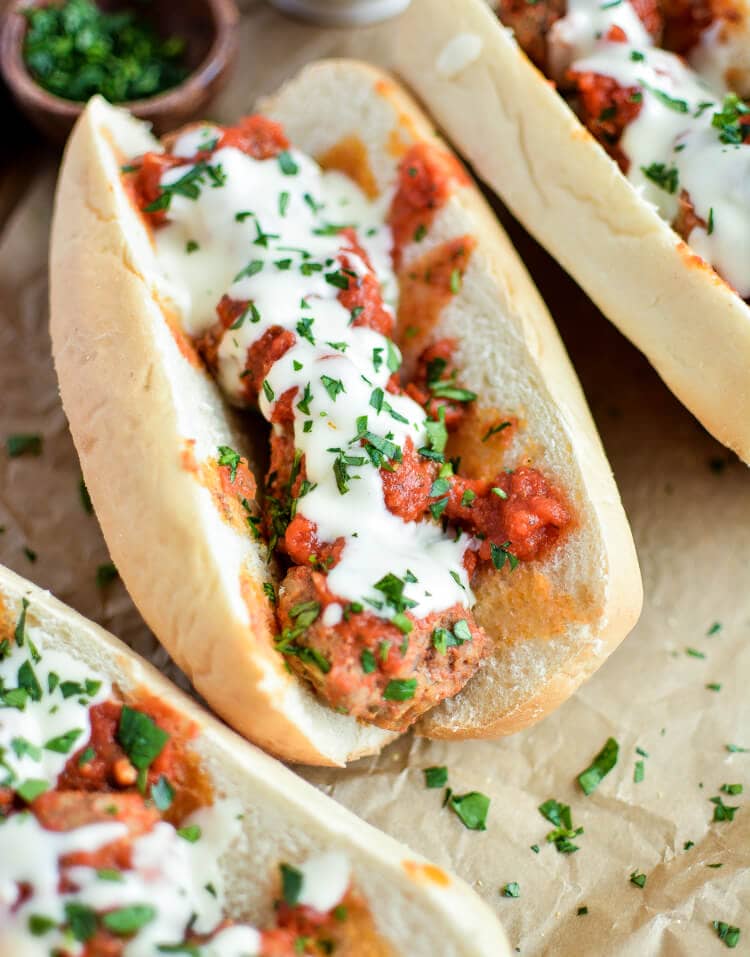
[396, 0, 750, 462]
[0, 563, 508, 957]
[50, 60, 641, 766]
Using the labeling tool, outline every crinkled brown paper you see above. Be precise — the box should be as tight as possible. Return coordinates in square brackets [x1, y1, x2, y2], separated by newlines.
[0, 2, 747, 953]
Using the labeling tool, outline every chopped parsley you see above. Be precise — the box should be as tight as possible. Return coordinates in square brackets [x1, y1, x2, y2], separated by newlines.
[360, 649, 376, 674]
[280, 863, 304, 905]
[577, 737, 619, 795]
[501, 882, 520, 898]
[538, 799, 583, 853]
[95, 562, 118, 589]
[383, 678, 417, 701]
[14, 597, 29, 646]
[80, 478, 94, 514]
[44, 728, 83, 754]
[117, 706, 169, 773]
[278, 151, 299, 176]
[629, 871, 647, 888]
[710, 795, 740, 822]
[641, 82, 689, 114]
[641, 162, 679, 194]
[448, 791, 490, 830]
[490, 541, 519, 572]
[233, 259, 264, 282]
[482, 421, 511, 442]
[145, 161, 226, 213]
[6, 433, 42, 457]
[713, 921, 741, 948]
[177, 824, 202, 843]
[151, 775, 174, 811]
[431, 620, 472, 654]
[296, 316, 315, 345]
[720, 783, 743, 795]
[102, 905, 156, 935]
[217, 445, 241, 482]
[321, 375, 345, 401]
[424, 766, 448, 788]
[65, 901, 97, 942]
[712, 93, 750, 145]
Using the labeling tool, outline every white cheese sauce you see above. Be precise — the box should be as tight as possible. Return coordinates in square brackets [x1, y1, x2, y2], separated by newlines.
[0, 619, 351, 954]
[550, 0, 750, 297]
[0, 615, 110, 794]
[155, 133, 474, 622]
[0, 801, 259, 957]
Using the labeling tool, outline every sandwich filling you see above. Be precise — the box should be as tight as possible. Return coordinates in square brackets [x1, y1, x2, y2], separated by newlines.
[125, 116, 571, 730]
[496, 0, 750, 298]
[0, 598, 379, 955]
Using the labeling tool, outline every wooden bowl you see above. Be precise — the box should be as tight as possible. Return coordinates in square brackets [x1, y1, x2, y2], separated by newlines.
[0, 0, 239, 143]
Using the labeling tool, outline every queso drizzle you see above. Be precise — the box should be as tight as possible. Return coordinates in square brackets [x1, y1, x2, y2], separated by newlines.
[127, 116, 571, 730]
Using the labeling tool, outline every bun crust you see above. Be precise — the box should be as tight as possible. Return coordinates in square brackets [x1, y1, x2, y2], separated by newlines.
[50, 60, 641, 763]
[395, 0, 750, 463]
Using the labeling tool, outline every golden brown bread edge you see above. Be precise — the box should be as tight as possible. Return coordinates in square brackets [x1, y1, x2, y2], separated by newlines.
[49, 59, 641, 764]
[395, 0, 750, 463]
[0, 563, 510, 957]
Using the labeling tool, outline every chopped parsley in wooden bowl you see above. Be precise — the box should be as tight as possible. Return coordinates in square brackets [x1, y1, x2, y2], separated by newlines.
[0, 0, 238, 142]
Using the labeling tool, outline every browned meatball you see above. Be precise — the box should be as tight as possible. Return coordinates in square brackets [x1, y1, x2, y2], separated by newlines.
[495, 0, 567, 70]
[276, 566, 488, 731]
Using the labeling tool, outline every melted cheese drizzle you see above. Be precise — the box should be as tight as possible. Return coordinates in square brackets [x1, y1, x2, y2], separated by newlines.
[155, 132, 473, 621]
[549, 0, 750, 297]
[0, 623, 350, 954]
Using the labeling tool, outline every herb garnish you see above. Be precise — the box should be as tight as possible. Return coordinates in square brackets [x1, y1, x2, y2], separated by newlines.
[145, 162, 226, 213]
[490, 541, 519, 572]
[712, 94, 750, 145]
[538, 799, 583, 853]
[383, 678, 417, 701]
[102, 905, 156, 935]
[23, 0, 188, 104]
[449, 791, 490, 830]
[6, 434, 42, 458]
[641, 162, 679, 194]
[577, 737, 619, 795]
[96, 562, 118, 589]
[280, 863, 304, 905]
[710, 795, 740, 821]
[424, 766, 448, 788]
[217, 446, 241, 483]
[713, 921, 741, 948]
[117, 707, 169, 778]
[640, 82, 689, 114]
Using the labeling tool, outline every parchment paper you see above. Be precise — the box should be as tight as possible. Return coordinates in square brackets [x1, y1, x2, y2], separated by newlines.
[1, 2, 748, 953]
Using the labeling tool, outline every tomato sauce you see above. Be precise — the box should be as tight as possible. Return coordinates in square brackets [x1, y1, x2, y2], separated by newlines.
[568, 72, 643, 169]
[395, 236, 476, 365]
[388, 142, 469, 267]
